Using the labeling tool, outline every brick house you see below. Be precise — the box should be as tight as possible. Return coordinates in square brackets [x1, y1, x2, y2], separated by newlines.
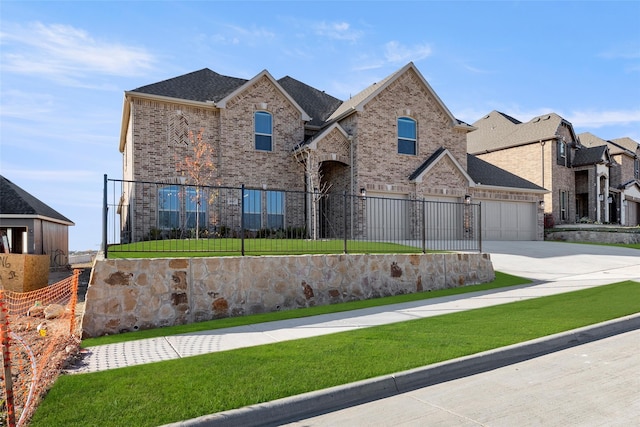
[579, 133, 640, 225]
[468, 111, 640, 226]
[118, 63, 546, 242]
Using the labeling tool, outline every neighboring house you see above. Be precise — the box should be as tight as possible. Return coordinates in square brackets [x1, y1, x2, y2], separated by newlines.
[0, 175, 74, 267]
[118, 63, 546, 242]
[579, 132, 640, 226]
[467, 111, 640, 226]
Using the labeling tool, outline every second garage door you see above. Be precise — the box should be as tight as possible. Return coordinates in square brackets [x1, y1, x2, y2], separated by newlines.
[481, 200, 536, 240]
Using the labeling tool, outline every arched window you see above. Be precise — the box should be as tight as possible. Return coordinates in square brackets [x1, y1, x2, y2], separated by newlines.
[255, 111, 273, 151]
[398, 117, 417, 155]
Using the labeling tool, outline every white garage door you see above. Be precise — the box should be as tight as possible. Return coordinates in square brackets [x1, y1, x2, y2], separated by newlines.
[627, 201, 639, 226]
[366, 193, 409, 240]
[481, 200, 536, 240]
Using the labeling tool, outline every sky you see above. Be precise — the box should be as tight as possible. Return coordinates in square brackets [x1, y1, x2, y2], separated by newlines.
[1, 1, 639, 251]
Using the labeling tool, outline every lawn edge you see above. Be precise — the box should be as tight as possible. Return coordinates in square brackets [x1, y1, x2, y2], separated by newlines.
[162, 312, 640, 427]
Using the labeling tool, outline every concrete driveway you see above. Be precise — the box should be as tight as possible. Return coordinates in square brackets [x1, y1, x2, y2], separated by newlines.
[482, 240, 640, 283]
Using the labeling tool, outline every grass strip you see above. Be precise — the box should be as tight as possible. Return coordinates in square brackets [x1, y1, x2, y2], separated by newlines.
[82, 271, 528, 347]
[32, 281, 639, 427]
[107, 239, 425, 258]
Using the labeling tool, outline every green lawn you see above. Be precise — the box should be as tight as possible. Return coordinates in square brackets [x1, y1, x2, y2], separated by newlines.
[82, 271, 528, 347]
[107, 238, 425, 257]
[31, 280, 640, 427]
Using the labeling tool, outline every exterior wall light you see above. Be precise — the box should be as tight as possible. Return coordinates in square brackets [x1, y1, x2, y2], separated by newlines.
[360, 188, 366, 198]
[599, 194, 604, 202]
[607, 195, 613, 203]
[539, 200, 545, 209]
[464, 195, 471, 204]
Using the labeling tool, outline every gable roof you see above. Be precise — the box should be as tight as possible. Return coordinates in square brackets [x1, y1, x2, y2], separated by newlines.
[579, 132, 638, 158]
[572, 145, 610, 167]
[409, 147, 474, 185]
[278, 76, 343, 128]
[326, 62, 472, 131]
[468, 112, 576, 154]
[466, 155, 547, 192]
[130, 68, 247, 103]
[610, 137, 640, 156]
[0, 175, 74, 225]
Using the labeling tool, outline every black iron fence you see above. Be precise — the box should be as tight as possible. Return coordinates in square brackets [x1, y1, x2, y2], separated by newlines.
[103, 176, 481, 257]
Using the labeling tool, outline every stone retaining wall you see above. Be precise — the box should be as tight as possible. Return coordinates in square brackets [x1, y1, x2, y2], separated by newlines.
[546, 229, 640, 244]
[81, 253, 494, 338]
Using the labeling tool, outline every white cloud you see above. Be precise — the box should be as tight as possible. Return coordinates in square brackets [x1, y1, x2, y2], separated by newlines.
[313, 21, 362, 42]
[566, 109, 640, 128]
[384, 41, 432, 64]
[0, 22, 156, 84]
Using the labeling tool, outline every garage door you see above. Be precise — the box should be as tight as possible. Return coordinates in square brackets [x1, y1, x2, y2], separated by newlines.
[627, 201, 639, 226]
[366, 193, 409, 240]
[481, 200, 536, 240]
[423, 196, 461, 240]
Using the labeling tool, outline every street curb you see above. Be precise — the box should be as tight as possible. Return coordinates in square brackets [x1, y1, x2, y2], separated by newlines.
[162, 313, 640, 427]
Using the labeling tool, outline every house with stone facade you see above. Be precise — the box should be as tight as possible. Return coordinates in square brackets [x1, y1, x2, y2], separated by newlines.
[579, 133, 640, 225]
[467, 111, 640, 226]
[118, 62, 546, 243]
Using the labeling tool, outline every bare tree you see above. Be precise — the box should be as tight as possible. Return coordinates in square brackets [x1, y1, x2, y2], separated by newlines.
[176, 128, 216, 240]
[294, 148, 332, 240]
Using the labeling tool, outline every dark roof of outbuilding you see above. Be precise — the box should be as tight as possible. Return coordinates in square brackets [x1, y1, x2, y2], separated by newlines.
[572, 145, 608, 166]
[277, 76, 343, 128]
[466, 154, 546, 190]
[0, 175, 74, 224]
[131, 68, 248, 103]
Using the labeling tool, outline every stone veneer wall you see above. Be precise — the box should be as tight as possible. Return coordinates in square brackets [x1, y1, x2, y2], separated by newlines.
[82, 253, 494, 338]
[546, 229, 640, 244]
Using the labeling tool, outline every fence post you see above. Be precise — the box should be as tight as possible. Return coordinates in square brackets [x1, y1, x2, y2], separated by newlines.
[0, 292, 17, 427]
[240, 184, 245, 256]
[343, 191, 348, 254]
[422, 198, 426, 253]
[102, 174, 108, 259]
[69, 269, 80, 336]
[478, 202, 483, 253]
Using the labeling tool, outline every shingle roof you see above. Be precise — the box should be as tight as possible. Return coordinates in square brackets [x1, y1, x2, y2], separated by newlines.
[277, 76, 343, 128]
[408, 147, 447, 181]
[0, 175, 74, 224]
[468, 112, 569, 154]
[579, 132, 639, 157]
[131, 68, 248, 103]
[466, 154, 546, 190]
[611, 137, 640, 155]
[572, 145, 608, 167]
[327, 72, 396, 122]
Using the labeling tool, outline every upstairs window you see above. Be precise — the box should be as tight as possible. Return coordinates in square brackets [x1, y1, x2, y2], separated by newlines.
[635, 158, 639, 179]
[255, 111, 273, 151]
[397, 117, 417, 155]
[557, 140, 567, 166]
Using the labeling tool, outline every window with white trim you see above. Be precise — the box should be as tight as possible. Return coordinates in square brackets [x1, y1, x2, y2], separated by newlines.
[255, 111, 273, 151]
[397, 117, 417, 155]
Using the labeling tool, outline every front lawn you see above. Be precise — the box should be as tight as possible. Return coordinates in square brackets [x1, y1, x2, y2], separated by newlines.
[32, 280, 640, 427]
[107, 238, 427, 258]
